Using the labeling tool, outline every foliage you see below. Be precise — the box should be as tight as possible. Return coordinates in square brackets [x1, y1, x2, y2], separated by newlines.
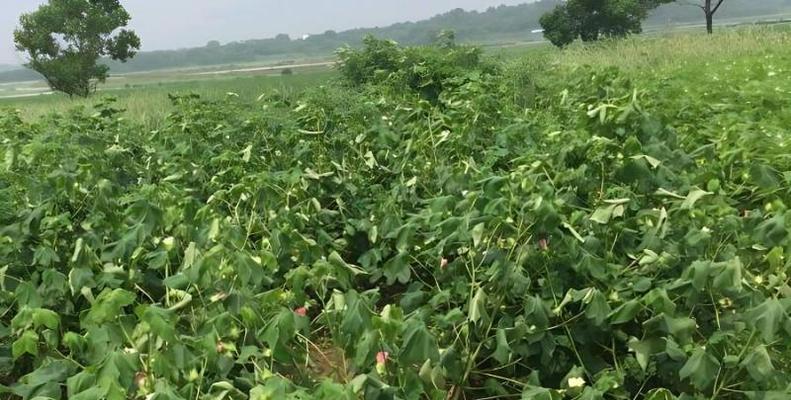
[336, 35, 494, 102]
[1, 35, 791, 400]
[13, 0, 141, 97]
[541, 0, 674, 47]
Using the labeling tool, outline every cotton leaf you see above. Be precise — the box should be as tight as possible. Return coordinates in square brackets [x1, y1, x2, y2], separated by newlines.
[469, 287, 489, 326]
[679, 348, 720, 390]
[740, 345, 774, 382]
[681, 188, 712, 210]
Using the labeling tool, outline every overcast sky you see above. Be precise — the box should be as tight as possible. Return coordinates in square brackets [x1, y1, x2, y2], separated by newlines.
[0, 0, 531, 64]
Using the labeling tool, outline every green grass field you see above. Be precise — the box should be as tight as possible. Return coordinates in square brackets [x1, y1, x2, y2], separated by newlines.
[0, 68, 336, 127]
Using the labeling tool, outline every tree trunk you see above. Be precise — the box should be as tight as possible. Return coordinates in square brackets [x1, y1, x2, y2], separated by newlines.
[704, 0, 713, 34]
[706, 12, 714, 34]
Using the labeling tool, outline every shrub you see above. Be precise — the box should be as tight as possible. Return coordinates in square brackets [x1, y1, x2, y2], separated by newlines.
[336, 35, 496, 102]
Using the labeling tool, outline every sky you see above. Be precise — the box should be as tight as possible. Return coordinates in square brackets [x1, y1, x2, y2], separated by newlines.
[0, 0, 530, 65]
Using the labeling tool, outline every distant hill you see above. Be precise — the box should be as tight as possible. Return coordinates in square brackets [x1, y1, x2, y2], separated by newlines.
[0, 64, 20, 73]
[1, 0, 790, 82]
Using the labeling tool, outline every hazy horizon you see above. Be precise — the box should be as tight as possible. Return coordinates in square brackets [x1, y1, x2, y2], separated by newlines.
[0, 0, 532, 65]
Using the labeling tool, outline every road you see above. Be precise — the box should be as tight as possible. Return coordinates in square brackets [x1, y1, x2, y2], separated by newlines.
[188, 61, 335, 76]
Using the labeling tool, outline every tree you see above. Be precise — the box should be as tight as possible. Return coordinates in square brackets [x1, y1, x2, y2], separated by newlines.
[435, 30, 457, 49]
[696, 0, 727, 34]
[13, 0, 141, 97]
[539, 5, 577, 47]
[540, 0, 671, 47]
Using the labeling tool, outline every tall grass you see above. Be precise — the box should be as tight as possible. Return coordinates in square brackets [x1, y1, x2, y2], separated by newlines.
[553, 25, 791, 72]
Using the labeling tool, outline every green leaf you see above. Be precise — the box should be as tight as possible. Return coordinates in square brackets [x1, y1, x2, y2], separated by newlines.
[590, 205, 615, 225]
[418, 359, 433, 384]
[750, 162, 781, 189]
[140, 306, 178, 342]
[590, 201, 627, 225]
[383, 252, 411, 285]
[609, 300, 641, 324]
[31, 308, 60, 330]
[67, 370, 102, 399]
[746, 299, 788, 342]
[62, 332, 84, 355]
[662, 315, 696, 344]
[68, 267, 95, 296]
[492, 328, 512, 364]
[11, 359, 75, 399]
[630, 154, 661, 169]
[469, 287, 489, 326]
[182, 242, 200, 269]
[562, 222, 586, 243]
[683, 261, 712, 291]
[329, 251, 367, 276]
[741, 345, 774, 382]
[680, 188, 711, 210]
[241, 144, 253, 162]
[84, 289, 136, 326]
[471, 222, 485, 247]
[15, 282, 43, 309]
[400, 320, 439, 365]
[97, 351, 138, 398]
[584, 290, 611, 325]
[522, 385, 562, 400]
[628, 337, 664, 371]
[745, 391, 791, 400]
[163, 273, 190, 290]
[12, 330, 39, 359]
[712, 258, 742, 292]
[679, 348, 720, 390]
[70, 386, 106, 400]
[644, 389, 677, 400]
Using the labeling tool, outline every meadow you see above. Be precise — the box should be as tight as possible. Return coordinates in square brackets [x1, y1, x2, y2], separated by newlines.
[0, 65, 334, 128]
[1, 26, 790, 400]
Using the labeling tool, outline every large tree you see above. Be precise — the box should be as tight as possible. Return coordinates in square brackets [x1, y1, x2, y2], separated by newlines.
[541, 0, 671, 47]
[14, 0, 141, 97]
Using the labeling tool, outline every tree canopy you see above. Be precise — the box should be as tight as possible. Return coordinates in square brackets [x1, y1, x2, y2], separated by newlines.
[541, 0, 674, 47]
[13, 0, 141, 97]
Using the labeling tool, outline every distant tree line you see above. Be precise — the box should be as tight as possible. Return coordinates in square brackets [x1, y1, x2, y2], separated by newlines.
[2, 0, 790, 83]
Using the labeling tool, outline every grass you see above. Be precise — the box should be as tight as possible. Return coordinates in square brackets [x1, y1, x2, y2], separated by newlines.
[0, 68, 336, 127]
[552, 25, 791, 73]
[1, 23, 788, 128]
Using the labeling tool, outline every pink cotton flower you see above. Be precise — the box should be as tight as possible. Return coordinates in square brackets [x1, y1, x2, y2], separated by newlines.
[294, 307, 307, 317]
[440, 258, 449, 270]
[538, 238, 549, 251]
[376, 351, 390, 365]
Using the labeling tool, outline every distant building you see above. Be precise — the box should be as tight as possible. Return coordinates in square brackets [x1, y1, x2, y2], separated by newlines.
[301, 34, 311, 40]
[531, 29, 544, 34]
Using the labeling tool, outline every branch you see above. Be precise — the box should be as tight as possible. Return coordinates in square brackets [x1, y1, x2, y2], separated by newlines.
[711, 0, 726, 14]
